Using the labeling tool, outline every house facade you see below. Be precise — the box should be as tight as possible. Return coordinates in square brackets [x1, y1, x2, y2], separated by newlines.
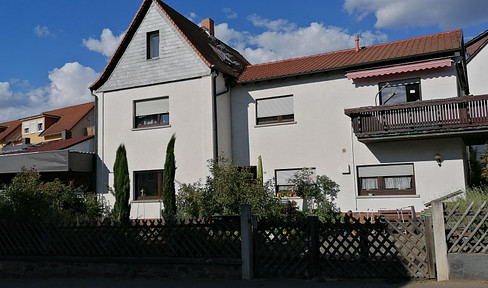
[91, 0, 488, 219]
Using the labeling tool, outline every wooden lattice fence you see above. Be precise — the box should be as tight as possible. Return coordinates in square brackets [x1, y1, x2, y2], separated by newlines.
[254, 216, 435, 279]
[0, 218, 241, 259]
[444, 201, 488, 253]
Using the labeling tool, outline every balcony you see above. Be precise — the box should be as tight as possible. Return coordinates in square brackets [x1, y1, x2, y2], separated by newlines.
[344, 95, 488, 144]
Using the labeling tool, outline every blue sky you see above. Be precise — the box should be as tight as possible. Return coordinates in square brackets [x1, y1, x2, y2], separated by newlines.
[1, 0, 488, 123]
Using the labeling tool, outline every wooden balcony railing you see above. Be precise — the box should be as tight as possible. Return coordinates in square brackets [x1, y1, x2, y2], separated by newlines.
[344, 95, 488, 140]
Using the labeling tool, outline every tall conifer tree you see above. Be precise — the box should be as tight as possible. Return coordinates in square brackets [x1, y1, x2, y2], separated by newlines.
[113, 144, 130, 222]
[162, 134, 176, 220]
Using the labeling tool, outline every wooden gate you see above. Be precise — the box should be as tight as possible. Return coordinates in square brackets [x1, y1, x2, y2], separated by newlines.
[254, 216, 435, 279]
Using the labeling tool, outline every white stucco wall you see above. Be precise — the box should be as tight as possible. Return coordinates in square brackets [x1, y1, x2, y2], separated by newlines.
[467, 44, 488, 95]
[231, 65, 467, 213]
[96, 76, 215, 219]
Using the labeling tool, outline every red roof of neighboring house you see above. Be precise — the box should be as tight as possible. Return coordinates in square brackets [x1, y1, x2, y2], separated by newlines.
[465, 30, 488, 62]
[0, 119, 21, 144]
[238, 29, 463, 83]
[39, 102, 94, 137]
[27, 135, 94, 153]
[0, 135, 94, 155]
[90, 0, 249, 91]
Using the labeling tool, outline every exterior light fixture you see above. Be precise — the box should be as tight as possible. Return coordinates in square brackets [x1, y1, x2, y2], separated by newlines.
[434, 153, 443, 166]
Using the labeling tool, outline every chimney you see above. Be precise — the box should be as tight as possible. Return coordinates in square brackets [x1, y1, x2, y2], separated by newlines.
[201, 18, 214, 36]
[355, 35, 360, 52]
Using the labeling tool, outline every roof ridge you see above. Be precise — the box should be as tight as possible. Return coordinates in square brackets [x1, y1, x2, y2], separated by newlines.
[245, 29, 462, 68]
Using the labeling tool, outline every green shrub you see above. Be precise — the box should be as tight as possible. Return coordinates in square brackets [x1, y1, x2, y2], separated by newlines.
[0, 167, 102, 222]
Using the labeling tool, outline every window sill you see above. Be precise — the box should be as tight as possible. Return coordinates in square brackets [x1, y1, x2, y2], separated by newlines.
[132, 124, 171, 131]
[254, 121, 297, 128]
[131, 199, 163, 203]
[356, 194, 420, 199]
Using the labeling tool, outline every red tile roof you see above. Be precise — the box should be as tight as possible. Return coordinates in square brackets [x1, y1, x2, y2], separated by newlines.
[90, 0, 249, 91]
[0, 119, 21, 144]
[1, 135, 94, 155]
[237, 29, 463, 83]
[39, 102, 94, 136]
[27, 135, 94, 153]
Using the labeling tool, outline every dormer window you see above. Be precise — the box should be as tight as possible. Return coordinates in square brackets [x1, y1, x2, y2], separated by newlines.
[147, 31, 159, 59]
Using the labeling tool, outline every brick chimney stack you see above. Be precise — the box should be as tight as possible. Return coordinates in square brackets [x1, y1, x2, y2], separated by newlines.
[201, 18, 214, 36]
[355, 35, 360, 52]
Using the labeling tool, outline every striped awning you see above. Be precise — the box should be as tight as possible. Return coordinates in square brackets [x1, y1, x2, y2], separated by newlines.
[346, 59, 452, 80]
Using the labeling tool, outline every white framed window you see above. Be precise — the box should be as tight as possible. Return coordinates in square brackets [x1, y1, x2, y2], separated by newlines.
[379, 78, 420, 105]
[256, 95, 294, 125]
[147, 31, 160, 59]
[134, 97, 169, 128]
[275, 168, 316, 197]
[357, 164, 415, 196]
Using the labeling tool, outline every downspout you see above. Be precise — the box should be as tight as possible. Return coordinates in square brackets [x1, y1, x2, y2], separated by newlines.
[211, 68, 219, 159]
[90, 89, 102, 194]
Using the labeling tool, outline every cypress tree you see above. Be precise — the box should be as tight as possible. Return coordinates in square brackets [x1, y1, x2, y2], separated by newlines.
[162, 134, 177, 220]
[113, 144, 130, 222]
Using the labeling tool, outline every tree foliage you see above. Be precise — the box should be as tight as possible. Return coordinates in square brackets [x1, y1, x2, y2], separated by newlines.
[162, 134, 177, 220]
[287, 169, 341, 221]
[177, 156, 282, 219]
[112, 144, 130, 222]
[0, 167, 101, 222]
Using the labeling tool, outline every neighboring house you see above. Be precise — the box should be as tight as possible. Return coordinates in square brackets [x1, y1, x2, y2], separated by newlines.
[91, 0, 488, 219]
[15, 102, 95, 146]
[466, 29, 488, 95]
[0, 120, 21, 148]
[0, 102, 96, 190]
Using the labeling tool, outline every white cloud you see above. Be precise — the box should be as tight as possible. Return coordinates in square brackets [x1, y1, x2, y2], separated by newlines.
[223, 8, 238, 19]
[0, 63, 99, 123]
[216, 18, 387, 64]
[248, 15, 297, 32]
[47, 62, 99, 108]
[344, 0, 488, 29]
[188, 12, 198, 21]
[82, 28, 124, 58]
[34, 25, 55, 37]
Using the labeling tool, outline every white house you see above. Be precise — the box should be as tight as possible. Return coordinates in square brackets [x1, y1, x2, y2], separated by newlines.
[466, 30, 488, 95]
[91, 0, 488, 219]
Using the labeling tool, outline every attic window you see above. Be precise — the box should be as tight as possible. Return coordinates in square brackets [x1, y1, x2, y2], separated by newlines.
[147, 31, 159, 59]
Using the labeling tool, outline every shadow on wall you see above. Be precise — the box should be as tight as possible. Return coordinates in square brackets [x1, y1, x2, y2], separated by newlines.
[366, 138, 465, 163]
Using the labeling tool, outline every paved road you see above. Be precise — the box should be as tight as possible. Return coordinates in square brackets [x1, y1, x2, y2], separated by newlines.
[1, 278, 487, 288]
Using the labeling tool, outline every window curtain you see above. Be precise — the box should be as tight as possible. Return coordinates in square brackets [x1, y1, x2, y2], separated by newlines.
[385, 177, 411, 190]
[361, 178, 378, 190]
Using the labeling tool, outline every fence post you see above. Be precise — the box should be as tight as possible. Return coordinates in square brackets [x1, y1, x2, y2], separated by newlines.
[308, 216, 320, 278]
[240, 204, 253, 280]
[424, 215, 436, 278]
[431, 200, 449, 281]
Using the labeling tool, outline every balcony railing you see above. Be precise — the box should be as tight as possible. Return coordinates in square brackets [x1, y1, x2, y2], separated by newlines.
[344, 95, 488, 141]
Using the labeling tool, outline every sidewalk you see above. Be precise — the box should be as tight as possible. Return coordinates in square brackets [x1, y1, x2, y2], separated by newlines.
[1, 278, 487, 288]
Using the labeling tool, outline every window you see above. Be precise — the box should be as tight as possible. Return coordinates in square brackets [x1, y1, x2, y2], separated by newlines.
[379, 78, 420, 105]
[134, 170, 163, 200]
[357, 164, 415, 196]
[275, 168, 316, 197]
[147, 31, 159, 59]
[134, 97, 169, 128]
[37, 122, 43, 131]
[256, 95, 294, 125]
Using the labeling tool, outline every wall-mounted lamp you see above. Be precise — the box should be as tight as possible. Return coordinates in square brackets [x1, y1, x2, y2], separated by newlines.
[435, 153, 443, 167]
